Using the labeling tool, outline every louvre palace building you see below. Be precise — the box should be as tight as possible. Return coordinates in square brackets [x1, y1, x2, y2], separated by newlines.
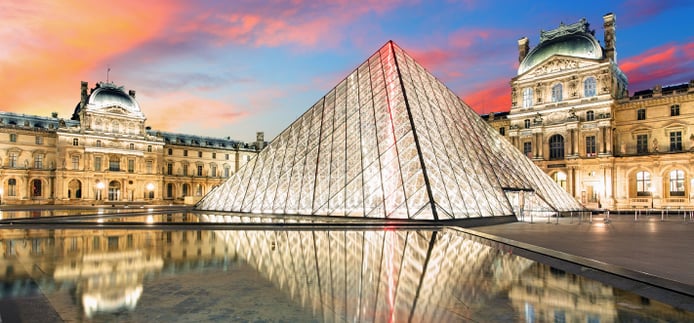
[0, 81, 263, 205]
[484, 13, 694, 210]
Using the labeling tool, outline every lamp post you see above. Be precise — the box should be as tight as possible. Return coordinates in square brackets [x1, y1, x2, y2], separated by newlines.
[146, 183, 154, 201]
[96, 182, 104, 201]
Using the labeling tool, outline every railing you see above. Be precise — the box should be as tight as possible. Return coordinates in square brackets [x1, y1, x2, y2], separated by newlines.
[629, 198, 651, 207]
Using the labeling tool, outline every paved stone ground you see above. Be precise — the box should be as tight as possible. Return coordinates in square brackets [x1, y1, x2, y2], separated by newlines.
[473, 213, 694, 288]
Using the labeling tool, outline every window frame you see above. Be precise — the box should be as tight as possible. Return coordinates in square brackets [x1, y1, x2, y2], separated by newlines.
[583, 77, 596, 97]
[551, 83, 563, 102]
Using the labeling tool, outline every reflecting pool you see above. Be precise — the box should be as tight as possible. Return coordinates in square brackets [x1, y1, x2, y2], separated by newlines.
[0, 208, 692, 322]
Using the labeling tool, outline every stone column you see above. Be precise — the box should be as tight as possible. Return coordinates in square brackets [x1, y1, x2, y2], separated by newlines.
[605, 127, 612, 154]
[598, 126, 605, 154]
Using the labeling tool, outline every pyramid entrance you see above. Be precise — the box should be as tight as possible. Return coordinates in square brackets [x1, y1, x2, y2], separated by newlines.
[196, 41, 583, 220]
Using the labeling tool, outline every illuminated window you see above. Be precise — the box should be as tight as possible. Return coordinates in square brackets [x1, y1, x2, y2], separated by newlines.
[551, 83, 563, 102]
[669, 170, 685, 196]
[670, 169, 684, 196]
[636, 171, 651, 196]
[522, 88, 533, 108]
[583, 77, 596, 97]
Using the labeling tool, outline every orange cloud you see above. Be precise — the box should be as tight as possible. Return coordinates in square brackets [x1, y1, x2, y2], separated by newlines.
[0, 1, 181, 114]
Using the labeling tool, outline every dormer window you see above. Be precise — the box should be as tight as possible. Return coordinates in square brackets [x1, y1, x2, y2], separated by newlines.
[551, 83, 563, 102]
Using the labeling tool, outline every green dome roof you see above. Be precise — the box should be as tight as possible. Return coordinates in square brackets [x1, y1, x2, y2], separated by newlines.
[518, 19, 604, 75]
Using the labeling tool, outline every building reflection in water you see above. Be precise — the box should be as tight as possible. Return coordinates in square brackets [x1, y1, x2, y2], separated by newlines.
[0, 212, 691, 321]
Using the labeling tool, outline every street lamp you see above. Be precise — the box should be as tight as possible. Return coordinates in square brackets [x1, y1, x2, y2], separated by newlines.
[96, 181, 105, 200]
[146, 183, 154, 200]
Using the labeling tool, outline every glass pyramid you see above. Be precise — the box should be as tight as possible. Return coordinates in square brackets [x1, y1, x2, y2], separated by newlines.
[196, 41, 583, 220]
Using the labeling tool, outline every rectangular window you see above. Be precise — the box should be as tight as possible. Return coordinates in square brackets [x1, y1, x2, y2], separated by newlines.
[197, 165, 203, 176]
[637, 109, 646, 120]
[671, 104, 680, 116]
[225, 154, 229, 160]
[670, 131, 682, 152]
[184, 150, 188, 157]
[499, 127, 505, 136]
[9, 134, 17, 142]
[8, 179, 16, 196]
[183, 164, 188, 176]
[146, 160, 153, 174]
[9, 153, 17, 168]
[147, 145, 152, 152]
[128, 159, 135, 173]
[522, 88, 533, 108]
[109, 158, 120, 171]
[524, 119, 530, 129]
[211, 165, 217, 177]
[35, 136, 43, 145]
[636, 134, 648, 154]
[167, 163, 173, 175]
[224, 167, 230, 177]
[585, 136, 596, 156]
[212, 152, 216, 159]
[34, 154, 44, 169]
[523, 142, 532, 157]
[72, 156, 79, 170]
[198, 151, 202, 158]
[94, 157, 102, 171]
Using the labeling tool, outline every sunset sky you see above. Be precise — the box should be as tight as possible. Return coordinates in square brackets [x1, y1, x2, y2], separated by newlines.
[2, 0, 693, 142]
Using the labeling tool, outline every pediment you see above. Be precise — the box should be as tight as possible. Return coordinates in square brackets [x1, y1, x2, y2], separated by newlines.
[105, 106, 129, 114]
[517, 55, 601, 81]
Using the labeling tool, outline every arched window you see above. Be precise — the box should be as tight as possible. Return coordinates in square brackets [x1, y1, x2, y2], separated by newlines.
[584, 77, 596, 97]
[549, 134, 564, 160]
[586, 111, 594, 121]
[636, 171, 651, 196]
[551, 83, 563, 102]
[8, 178, 16, 196]
[669, 170, 685, 196]
[522, 88, 533, 108]
[31, 179, 42, 197]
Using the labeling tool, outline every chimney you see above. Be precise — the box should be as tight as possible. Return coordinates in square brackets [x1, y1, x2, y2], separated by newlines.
[518, 37, 529, 63]
[603, 13, 616, 62]
[653, 84, 662, 97]
[256, 132, 265, 150]
[129, 89, 136, 98]
[80, 81, 88, 107]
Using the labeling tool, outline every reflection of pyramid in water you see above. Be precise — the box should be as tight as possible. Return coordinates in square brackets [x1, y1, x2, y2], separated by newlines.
[197, 41, 582, 219]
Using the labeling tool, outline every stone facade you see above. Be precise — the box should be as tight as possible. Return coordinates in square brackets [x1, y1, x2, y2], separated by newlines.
[497, 13, 694, 210]
[0, 81, 262, 205]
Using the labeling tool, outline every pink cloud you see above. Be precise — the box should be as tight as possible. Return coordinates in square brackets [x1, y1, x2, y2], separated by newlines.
[460, 78, 510, 114]
[620, 41, 694, 90]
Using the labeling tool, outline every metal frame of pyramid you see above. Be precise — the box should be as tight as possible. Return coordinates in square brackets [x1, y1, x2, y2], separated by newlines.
[196, 41, 583, 220]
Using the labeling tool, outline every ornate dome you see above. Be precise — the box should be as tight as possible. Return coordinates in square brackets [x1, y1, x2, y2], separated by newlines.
[518, 19, 604, 75]
[72, 82, 144, 120]
[88, 82, 142, 114]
